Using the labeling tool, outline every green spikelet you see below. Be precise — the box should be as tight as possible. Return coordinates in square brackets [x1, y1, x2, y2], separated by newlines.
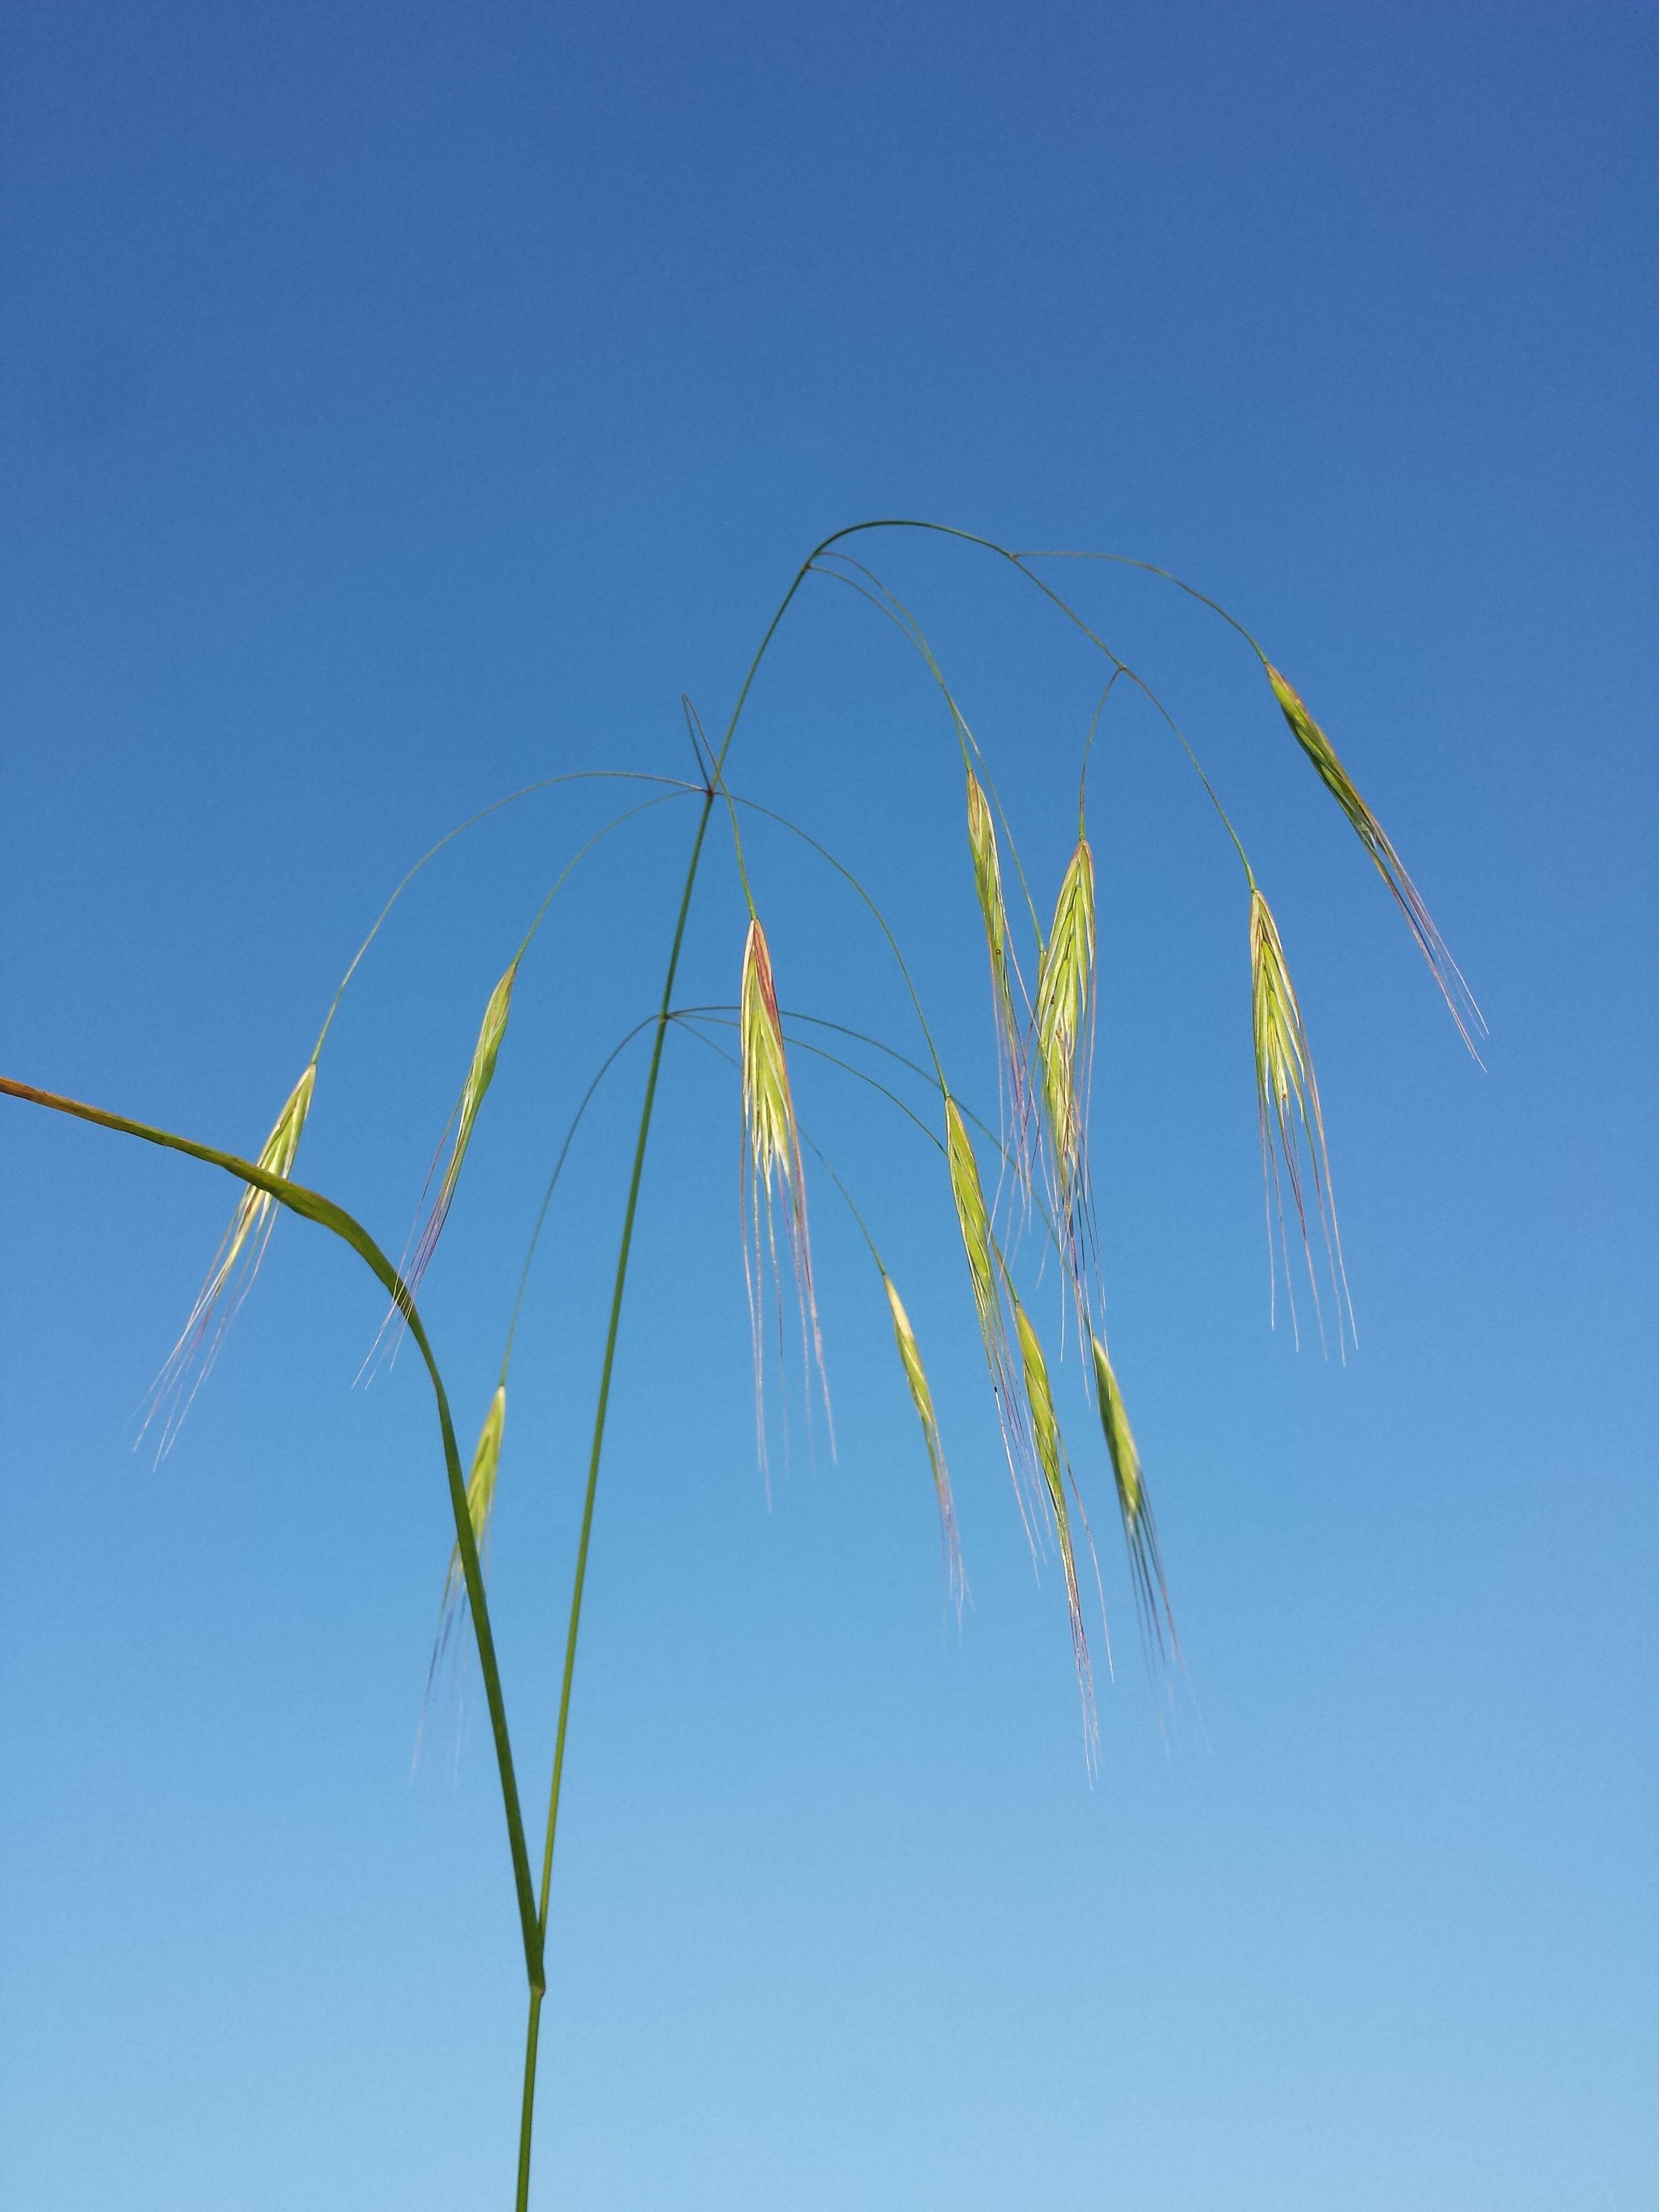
[1090, 1333, 1173, 1654]
[1265, 663, 1482, 1051]
[966, 769, 1031, 1185]
[883, 1274, 963, 1608]
[1012, 1295, 1095, 1738]
[944, 1095, 1037, 1533]
[436, 1384, 507, 1651]
[1034, 835, 1097, 1322]
[740, 916, 827, 1463]
[148, 1059, 317, 1449]
[1249, 886, 1352, 1353]
[405, 960, 519, 1293]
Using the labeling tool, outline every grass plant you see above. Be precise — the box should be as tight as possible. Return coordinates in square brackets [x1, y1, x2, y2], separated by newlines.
[3, 518, 1476, 2206]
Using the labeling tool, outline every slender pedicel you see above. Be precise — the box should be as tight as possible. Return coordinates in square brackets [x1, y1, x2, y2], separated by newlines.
[310, 771, 701, 1061]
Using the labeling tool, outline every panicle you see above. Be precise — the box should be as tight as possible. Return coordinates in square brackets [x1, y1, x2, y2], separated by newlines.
[883, 1274, 963, 1610]
[1265, 663, 1483, 1053]
[1249, 886, 1352, 1354]
[740, 916, 828, 1465]
[146, 1059, 317, 1454]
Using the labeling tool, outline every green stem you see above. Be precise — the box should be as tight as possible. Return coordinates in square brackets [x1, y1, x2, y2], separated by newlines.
[512, 527, 1045, 2200]
[515, 789, 719, 2210]
[512, 525, 867, 2198]
[517, 1989, 544, 2211]
[0, 1074, 546, 1996]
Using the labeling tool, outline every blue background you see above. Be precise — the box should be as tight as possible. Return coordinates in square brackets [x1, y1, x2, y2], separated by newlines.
[2, 4, 1653, 2207]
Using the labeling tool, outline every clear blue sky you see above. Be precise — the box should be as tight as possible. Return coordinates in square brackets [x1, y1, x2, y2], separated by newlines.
[2, 4, 1654, 2208]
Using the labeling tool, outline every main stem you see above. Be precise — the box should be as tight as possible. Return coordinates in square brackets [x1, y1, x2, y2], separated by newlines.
[510, 520, 1027, 2204]
[514, 787, 718, 2211]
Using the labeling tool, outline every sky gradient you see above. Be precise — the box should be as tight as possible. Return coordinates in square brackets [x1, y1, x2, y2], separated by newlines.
[2, 5, 1655, 2208]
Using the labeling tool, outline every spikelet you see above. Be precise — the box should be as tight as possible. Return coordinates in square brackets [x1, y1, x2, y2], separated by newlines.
[435, 1383, 507, 1655]
[1090, 1333, 1173, 1656]
[1034, 835, 1097, 1314]
[944, 1099, 1002, 1361]
[883, 1275, 963, 1609]
[147, 1060, 317, 1452]
[1013, 1296, 1095, 1740]
[965, 769, 1031, 1193]
[1265, 663, 1483, 1053]
[740, 916, 827, 1465]
[403, 960, 519, 1297]
[944, 1095, 1036, 1535]
[1250, 886, 1352, 1353]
